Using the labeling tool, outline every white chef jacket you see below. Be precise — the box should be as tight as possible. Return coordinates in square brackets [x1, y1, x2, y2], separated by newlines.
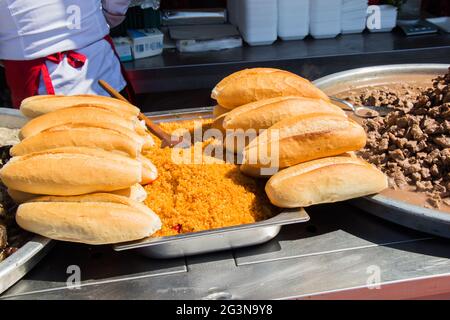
[0, 0, 131, 95]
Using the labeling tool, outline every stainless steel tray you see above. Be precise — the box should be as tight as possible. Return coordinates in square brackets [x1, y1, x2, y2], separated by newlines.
[0, 108, 52, 294]
[314, 64, 450, 239]
[115, 108, 310, 258]
[0, 236, 52, 294]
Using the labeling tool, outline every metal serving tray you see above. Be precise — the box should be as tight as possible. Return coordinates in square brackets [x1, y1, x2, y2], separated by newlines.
[0, 108, 52, 294]
[114, 108, 310, 258]
[314, 64, 450, 239]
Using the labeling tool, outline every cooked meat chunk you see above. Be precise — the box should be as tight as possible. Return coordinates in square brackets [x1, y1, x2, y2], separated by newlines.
[0, 224, 6, 249]
[345, 67, 450, 208]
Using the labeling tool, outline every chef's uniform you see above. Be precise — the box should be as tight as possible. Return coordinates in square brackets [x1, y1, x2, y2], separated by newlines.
[0, 0, 131, 108]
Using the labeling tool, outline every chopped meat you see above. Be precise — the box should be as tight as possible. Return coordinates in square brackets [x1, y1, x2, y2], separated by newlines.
[410, 124, 426, 140]
[389, 149, 405, 160]
[0, 224, 6, 249]
[433, 136, 450, 148]
[344, 67, 450, 208]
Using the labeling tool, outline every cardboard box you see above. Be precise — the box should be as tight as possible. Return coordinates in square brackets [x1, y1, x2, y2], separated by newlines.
[127, 28, 164, 59]
[112, 37, 133, 62]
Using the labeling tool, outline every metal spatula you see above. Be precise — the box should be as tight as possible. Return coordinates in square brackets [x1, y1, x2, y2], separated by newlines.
[331, 97, 392, 118]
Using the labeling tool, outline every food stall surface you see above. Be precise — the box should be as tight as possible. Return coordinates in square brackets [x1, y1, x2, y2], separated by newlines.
[1, 202, 449, 300]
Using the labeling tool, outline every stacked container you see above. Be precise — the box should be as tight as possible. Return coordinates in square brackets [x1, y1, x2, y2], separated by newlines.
[277, 0, 310, 41]
[310, 0, 342, 39]
[341, 0, 369, 34]
[236, 0, 278, 46]
[368, 5, 398, 33]
[227, 0, 238, 26]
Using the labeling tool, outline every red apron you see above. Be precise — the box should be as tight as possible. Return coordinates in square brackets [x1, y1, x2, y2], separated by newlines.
[2, 35, 133, 108]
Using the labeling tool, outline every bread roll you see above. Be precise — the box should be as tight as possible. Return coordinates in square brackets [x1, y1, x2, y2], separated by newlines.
[212, 105, 229, 118]
[0, 147, 142, 196]
[211, 68, 330, 109]
[8, 183, 148, 204]
[240, 152, 357, 178]
[211, 112, 228, 134]
[137, 154, 158, 184]
[265, 157, 388, 208]
[112, 183, 148, 202]
[20, 95, 140, 119]
[242, 113, 367, 171]
[44, 122, 154, 150]
[19, 106, 138, 140]
[7, 188, 37, 204]
[16, 193, 161, 244]
[11, 125, 142, 158]
[223, 96, 346, 131]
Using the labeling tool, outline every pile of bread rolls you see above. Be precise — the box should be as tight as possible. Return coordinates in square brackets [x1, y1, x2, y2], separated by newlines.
[211, 68, 388, 208]
[0, 95, 161, 244]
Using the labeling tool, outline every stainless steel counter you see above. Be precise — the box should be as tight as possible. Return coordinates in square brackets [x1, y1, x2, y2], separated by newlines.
[1, 202, 450, 300]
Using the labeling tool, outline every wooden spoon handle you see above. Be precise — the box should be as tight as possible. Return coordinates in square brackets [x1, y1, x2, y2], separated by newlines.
[98, 80, 180, 147]
[99, 80, 129, 102]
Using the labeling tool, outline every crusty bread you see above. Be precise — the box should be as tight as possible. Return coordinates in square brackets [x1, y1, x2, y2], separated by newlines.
[242, 113, 367, 171]
[11, 125, 142, 158]
[20, 95, 140, 119]
[240, 152, 357, 178]
[43, 122, 154, 150]
[16, 193, 161, 244]
[265, 157, 388, 208]
[112, 183, 148, 202]
[239, 163, 270, 179]
[0, 147, 142, 195]
[19, 106, 138, 140]
[223, 96, 346, 130]
[8, 183, 148, 204]
[7, 188, 37, 204]
[211, 112, 228, 134]
[137, 154, 158, 184]
[212, 105, 229, 118]
[211, 68, 330, 109]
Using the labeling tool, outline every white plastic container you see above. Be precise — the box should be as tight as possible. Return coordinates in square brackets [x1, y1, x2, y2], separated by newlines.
[238, 0, 278, 46]
[278, 0, 310, 40]
[227, 0, 238, 26]
[341, 0, 368, 34]
[368, 5, 398, 33]
[310, 0, 342, 39]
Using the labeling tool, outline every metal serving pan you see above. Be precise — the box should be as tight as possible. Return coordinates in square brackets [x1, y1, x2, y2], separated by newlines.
[115, 108, 310, 258]
[0, 108, 53, 294]
[314, 64, 450, 239]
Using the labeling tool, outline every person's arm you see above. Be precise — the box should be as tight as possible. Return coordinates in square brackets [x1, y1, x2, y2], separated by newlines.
[102, 0, 131, 28]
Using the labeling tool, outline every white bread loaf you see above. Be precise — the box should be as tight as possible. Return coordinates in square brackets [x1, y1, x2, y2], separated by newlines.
[241, 113, 367, 172]
[43, 122, 154, 150]
[211, 68, 330, 109]
[137, 154, 158, 185]
[11, 125, 142, 158]
[19, 106, 140, 140]
[0, 147, 142, 196]
[240, 152, 356, 178]
[16, 193, 161, 244]
[223, 96, 346, 131]
[8, 183, 148, 204]
[265, 157, 388, 208]
[20, 95, 140, 119]
[212, 105, 229, 118]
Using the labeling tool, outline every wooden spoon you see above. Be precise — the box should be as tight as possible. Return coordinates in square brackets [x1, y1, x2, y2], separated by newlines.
[98, 80, 185, 148]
